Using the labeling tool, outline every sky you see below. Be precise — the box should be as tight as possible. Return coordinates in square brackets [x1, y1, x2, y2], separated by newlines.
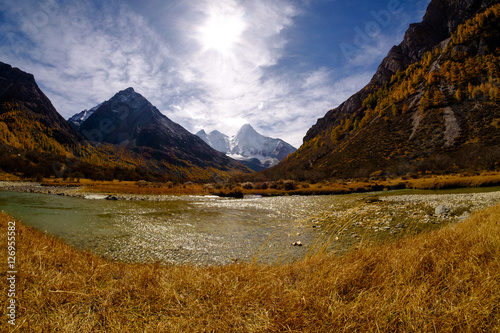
[0, 0, 430, 148]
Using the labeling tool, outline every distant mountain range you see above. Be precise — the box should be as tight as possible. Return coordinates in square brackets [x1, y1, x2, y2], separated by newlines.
[2, 0, 499, 183]
[72, 87, 248, 175]
[0, 63, 249, 182]
[196, 124, 296, 171]
[266, 0, 500, 181]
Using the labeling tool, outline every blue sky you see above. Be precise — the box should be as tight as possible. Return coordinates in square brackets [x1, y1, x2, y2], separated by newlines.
[0, 0, 430, 147]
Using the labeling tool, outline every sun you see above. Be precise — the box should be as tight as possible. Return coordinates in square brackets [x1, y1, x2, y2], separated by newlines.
[199, 13, 245, 54]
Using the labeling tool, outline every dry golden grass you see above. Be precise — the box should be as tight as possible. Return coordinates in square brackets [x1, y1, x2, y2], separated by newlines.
[404, 172, 500, 190]
[41, 179, 209, 196]
[0, 171, 20, 181]
[36, 171, 500, 197]
[2, 202, 500, 332]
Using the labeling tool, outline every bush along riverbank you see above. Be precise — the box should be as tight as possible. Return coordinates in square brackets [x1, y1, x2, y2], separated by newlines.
[1, 171, 500, 199]
[1, 202, 500, 332]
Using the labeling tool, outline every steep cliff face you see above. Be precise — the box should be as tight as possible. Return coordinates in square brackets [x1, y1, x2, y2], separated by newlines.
[304, 0, 494, 143]
[0, 61, 82, 146]
[268, 1, 500, 181]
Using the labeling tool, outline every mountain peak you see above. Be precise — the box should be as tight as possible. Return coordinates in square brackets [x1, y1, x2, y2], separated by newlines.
[0, 61, 81, 145]
[76, 88, 169, 145]
[114, 87, 138, 98]
[0, 62, 36, 84]
[240, 123, 254, 130]
[210, 129, 225, 136]
[235, 124, 260, 139]
[304, 0, 492, 142]
[196, 129, 207, 135]
[196, 124, 297, 171]
[111, 87, 147, 104]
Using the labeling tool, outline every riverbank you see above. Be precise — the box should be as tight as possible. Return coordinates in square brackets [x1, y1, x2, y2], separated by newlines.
[1, 171, 500, 200]
[2, 203, 499, 332]
[2, 188, 499, 266]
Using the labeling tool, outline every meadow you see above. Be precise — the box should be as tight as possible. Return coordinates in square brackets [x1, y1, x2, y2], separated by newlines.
[31, 171, 500, 198]
[1, 201, 499, 332]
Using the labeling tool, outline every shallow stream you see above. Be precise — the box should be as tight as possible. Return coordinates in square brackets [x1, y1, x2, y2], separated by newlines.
[1, 188, 499, 265]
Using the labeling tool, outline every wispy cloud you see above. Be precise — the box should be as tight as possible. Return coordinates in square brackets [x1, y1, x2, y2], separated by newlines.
[0, 0, 428, 147]
[0, 0, 173, 113]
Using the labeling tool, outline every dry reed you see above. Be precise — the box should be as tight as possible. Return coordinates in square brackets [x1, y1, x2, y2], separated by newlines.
[1, 203, 500, 332]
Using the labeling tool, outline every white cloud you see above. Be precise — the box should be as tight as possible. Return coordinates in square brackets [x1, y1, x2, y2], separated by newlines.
[0, 0, 394, 148]
[0, 0, 173, 114]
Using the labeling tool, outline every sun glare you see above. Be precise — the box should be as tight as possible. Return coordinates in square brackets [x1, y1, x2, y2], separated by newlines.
[199, 13, 245, 54]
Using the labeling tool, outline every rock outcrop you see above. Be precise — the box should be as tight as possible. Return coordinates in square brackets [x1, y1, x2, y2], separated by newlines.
[304, 0, 494, 142]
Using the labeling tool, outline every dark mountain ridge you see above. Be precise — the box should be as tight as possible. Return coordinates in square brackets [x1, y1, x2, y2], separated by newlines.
[0, 61, 82, 146]
[267, 0, 500, 181]
[77, 88, 249, 174]
[305, 0, 496, 142]
[0, 64, 249, 181]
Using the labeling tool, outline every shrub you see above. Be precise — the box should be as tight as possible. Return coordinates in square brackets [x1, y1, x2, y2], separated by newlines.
[283, 180, 297, 191]
[241, 182, 254, 190]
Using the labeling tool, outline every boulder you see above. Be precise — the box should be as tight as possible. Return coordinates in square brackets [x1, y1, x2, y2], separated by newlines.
[435, 205, 451, 215]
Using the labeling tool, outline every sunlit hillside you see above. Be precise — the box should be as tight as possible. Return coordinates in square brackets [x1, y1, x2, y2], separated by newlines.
[266, 3, 500, 181]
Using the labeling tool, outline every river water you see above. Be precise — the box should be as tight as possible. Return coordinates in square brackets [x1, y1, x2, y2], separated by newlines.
[1, 189, 500, 265]
[0, 191, 344, 265]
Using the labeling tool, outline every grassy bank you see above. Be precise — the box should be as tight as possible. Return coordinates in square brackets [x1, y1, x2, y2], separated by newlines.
[2, 203, 500, 332]
[3, 171, 497, 198]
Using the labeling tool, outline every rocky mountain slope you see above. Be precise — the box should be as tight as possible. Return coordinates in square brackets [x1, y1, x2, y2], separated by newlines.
[0, 61, 82, 150]
[196, 124, 296, 171]
[0, 63, 249, 181]
[75, 88, 249, 177]
[266, 0, 500, 181]
[304, 0, 496, 142]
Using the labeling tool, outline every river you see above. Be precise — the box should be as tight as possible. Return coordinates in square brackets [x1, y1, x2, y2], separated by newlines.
[1, 189, 500, 265]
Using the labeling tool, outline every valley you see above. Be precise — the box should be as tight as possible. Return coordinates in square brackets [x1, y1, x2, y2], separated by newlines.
[1, 0, 500, 331]
[2, 182, 499, 267]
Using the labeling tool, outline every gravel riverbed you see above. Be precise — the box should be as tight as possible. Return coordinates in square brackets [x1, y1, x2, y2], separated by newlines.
[0, 181, 175, 201]
[1, 181, 500, 264]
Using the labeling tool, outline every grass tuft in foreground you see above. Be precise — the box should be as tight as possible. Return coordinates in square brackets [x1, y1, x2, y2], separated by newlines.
[1, 204, 500, 332]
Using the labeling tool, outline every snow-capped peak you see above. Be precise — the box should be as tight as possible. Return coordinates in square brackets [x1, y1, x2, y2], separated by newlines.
[67, 102, 103, 129]
[232, 124, 266, 151]
[196, 129, 230, 153]
[195, 124, 296, 171]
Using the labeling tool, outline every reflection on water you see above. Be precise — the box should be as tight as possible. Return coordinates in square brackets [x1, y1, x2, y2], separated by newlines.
[2, 189, 500, 265]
